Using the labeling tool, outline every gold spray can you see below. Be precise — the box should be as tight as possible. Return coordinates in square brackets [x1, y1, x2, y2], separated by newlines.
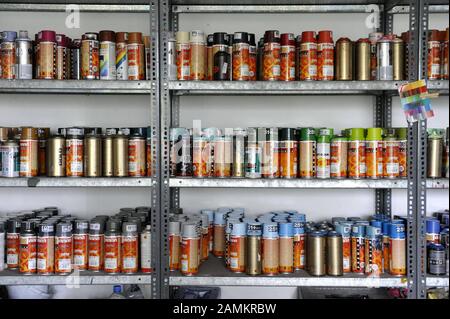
[336, 38, 353, 80]
[102, 130, 115, 177]
[392, 37, 404, 81]
[84, 134, 102, 177]
[47, 135, 66, 177]
[356, 38, 371, 81]
[113, 132, 128, 177]
[327, 231, 343, 276]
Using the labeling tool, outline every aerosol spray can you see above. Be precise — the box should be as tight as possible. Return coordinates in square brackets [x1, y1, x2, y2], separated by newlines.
[15, 30, 32, 79]
[279, 222, 294, 274]
[245, 128, 262, 178]
[47, 134, 66, 177]
[232, 32, 250, 81]
[71, 39, 81, 79]
[316, 128, 332, 179]
[262, 223, 279, 275]
[19, 221, 37, 274]
[99, 30, 116, 80]
[181, 222, 200, 276]
[84, 134, 102, 177]
[81, 32, 100, 80]
[307, 230, 326, 276]
[189, 30, 206, 81]
[66, 128, 84, 177]
[0, 31, 17, 79]
[6, 219, 21, 269]
[317, 30, 334, 81]
[377, 37, 393, 80]
[73, 220, 89, 271]
[113, 131, 129, 177]
[229, 222, 247, 273]
[1, 140, 19, 177]
[249, 33, 257, 80]
[55, 223, 73, 275]
[356, 38, 371, 80]
[104, 220, 121, 274]
[392, 37, 404, 80]
[233, 128, 247, 178]
[335, 223, 352, 273]
[127, 32, 145, 80]
[427, 129, 443, 178]
[56, 34, 69, 80]
[19, 127, 38, 177]
[246, 222, 262, 275]
[141, 224, 152, 273]
[336, 37, 353, 80]
[169, 220, 181, 271]
[263, 30, 281, 81]
[327, 231, 343, 276]
[364, 226, 382, 276]
[37, 30, 57, 79]
[116, 32, 128, 80]
[351, 224, 365, 273]
[122, 222, 139, 273]
[37, 223, 55, 274]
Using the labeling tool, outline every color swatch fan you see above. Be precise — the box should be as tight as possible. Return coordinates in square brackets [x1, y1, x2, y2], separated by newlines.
[398, 80, 437, 123]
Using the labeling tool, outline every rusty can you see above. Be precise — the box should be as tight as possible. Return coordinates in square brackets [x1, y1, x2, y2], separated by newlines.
[38, 128, 50, 176]
[299, 128, 316, 179]
[55, 222, 73, 275]
[37, 30, 57, 79]
[66, 128, 84, 177]
[6, 219, 21, 269]
[88, 220, 104, 272]
[317, 30, 334, 81]
[19, 127, 38, 177]
[280, 33, 296, 81]
[122, 222, 139, 273]
[37, 222, 55, 274]
[81, 32, 99, 79]
[299, 31, 317, 81]
[383, 135, 400, 179]
[365, 128, 384, 179]
[56, 34, 70, 79]
[262, 222, 279, 275]
[19, 221, 37, 274]
[428, 30, 441, 80]
[348, 128, 366, 179]
[232, 32, 250, 81]
[73, 220, 89, 271]
[392, 37, 404, 81]
[279, 128, 297, 178]
[356, 38, 371, 81]
[189, 30, 206, 81]
[169, 220, 181, 271]
[104, 220, 122, 274]
[129, 132, 147, 177]
[116, 32, 128, 80]
[113, 132, 129, 177]
[336, 37, 353, 80]
[0, 31, 17, 79]
[351, 224, 365, 274]
[181, 222, 200, 276]
[127, 32, 145, 80]
[248, 33, 257, 80]
[331, 135, 348, 179]
[263, 30, 281, 81]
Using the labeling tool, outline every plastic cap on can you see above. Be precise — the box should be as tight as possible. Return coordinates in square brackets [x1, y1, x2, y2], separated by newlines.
[262, 222, 279, 238]
[56, 222, 72, 237]
[212, 32, 228, 45]
[300, 127, 316, 141]
[242, 217, 256, 224]
[393, 127, 406, 140]
[232, 207, 246, 214]
[233, 32, 249, 44]
[176, 31, 190, 44]
[169, 220, 181, 235]
[39, 30, 57, 43]
[327, 230, 342, 238]
[366, 128, 383, 141]
[310, 230, 327, 237]
[128, 32, 143, 44]
[290, 213, 306, 222]
[116, 32, 128, 43]
[426, 218, 441, 234]
[20, 127, 38, 140]
[182, 222, 198, 238]
[122, 221, 138, 234]
[99, 30, 115, 42]
[231, 222, 247, 237]
[1, 31, 17, 42]
[335, 223, 351, 237]
[248, 33, 256, 46]
[301, 31, 316, 43]
[365, 225, 381, 238]
[278, 222, 294, 237]
[351, 224, 365, 237]
[332, 217, 346, 224]
[56, 34, 66, 47]
[281, 33, 295, 46]
[200, 214, 209, 228]
[264, 30, 280, 43]
[370, 219, 383, 229]
[38, 223, 55, 236]
[389, 223, 405, 239]
[317, 30, 333, 43]
[247, 222, 262, 236]
[106, 220, 121, 232]
[216, 207, 232, 213]
[226, 219, 240, 234]
[348, 128, 366, 141]
[17, 30, 29, 40]
[189, 30, 205, 44]
[201, 210, 215, 224]
[214, 211, 227, 226]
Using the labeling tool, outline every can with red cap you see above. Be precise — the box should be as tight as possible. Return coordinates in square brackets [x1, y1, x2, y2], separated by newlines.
[127, 32, 145, 80]
[81, 32, 100, 80]
[56, 34, 69, 80]
[249, 34, 257, 81]
[37, 30, 57, 79]
[280, 33, 296, 81]
[317, 30, 334, 81]
[99, 30, 117, 80]
[428, 30, 441, 80]
[263, 30, 281, 81]
[232, 32, 250, 81]
[299, 31, 317, 81]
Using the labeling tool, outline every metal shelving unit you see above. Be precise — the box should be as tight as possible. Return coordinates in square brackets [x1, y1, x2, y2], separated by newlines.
[0, 1, 159, 298]
[157, 0, 449, 300]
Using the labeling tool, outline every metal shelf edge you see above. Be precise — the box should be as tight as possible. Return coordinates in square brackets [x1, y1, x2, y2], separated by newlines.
[0, 177, 153, 187]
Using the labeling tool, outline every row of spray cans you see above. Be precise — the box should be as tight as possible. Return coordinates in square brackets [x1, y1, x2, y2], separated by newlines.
[0, 30, 150, 80]
[0, 206, 152, 274]
[426, 211, 449, 276]
[170, 127, 413, 179]
[0, 126, 152, 178]
[168, 208, 407, 277]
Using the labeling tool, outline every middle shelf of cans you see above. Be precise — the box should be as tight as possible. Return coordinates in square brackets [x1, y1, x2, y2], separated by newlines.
[0, 126, 153, 181]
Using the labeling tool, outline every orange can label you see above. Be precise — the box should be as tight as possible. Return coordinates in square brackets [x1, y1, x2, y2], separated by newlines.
[181, 238, 199, 275]
[37, 236, 55, 274]
[169, 234, 181, 271]
[343, 237, 351, 273]
[88, 234, 104, 271]
[146, 140, 152, 176]
[366, 140, 383, 179]
[279, 141, 297, 178]
[383, 140, 400, 178]
[19, 139, 38, 177]
[398, 140, 407, 178]
[330, 140, 348, 178]
[280, 45, 296, 81]
[128, 139, 146, 177]
[19, 236, 37, 274]
[193, 138, 211, 178]
[66, 139, 83, 177]
[38, 42, 56, 79]
[73, 234, 88, 270]
[122, 235, 138, 273]
[55, 236, 73, 274]
[263, 42, 281, 81]
[229, 236, 246, 273]
[351, 237, 365, 273]
[81, 39, 99, 79]
[6, 233, 20, 268]
[128, 43, 145, 80]
[348, 141, 366, 179]
[389, 238, 406, 276]
[428, 40, 441, 80]
[294, 234, 306, 270]
[104, 235, 121, 273]
[249, 46, 257, 80]
[262, 238, 279, 275]
[201, 230, 209, 261]
[177, 43, 191, 80]
[0, 42, 16, 79]
[365, 237, 382, 276]
[232, 42, 250, 81]
[300, 42, 317, 80]
[317, 42, 334, 80]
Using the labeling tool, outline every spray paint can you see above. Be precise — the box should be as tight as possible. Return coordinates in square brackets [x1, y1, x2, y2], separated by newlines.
[15, 30, 32, 79]
[395, 128, 408, 178]
[382, 221, 390, 273]
[229, 222, 247, 273]
[279, 222, 294, 274]
[55, 223, 72, 275]
[19, 127, 38, 177]
[262, 223, 279, 275]
[369, 32, 383, 80]
[0, 222, 5, 271]
[19, 221, 37, 274]
[331, 135, 348, 179]
[327, 231, 343, 276]
[115, 32, 128, 80]
[428, 30, 441, 80]
[348, 128, 366, 179]
[356, 38, 371, 80]
[213, 211, 226, 258]
[141, 224, 152, 273]
[37, 30, 56, 79]
[246, 222, 262, 275]
[299, 31, 317, 81]
[213, 135, 232, 178]
[104, 220, 121, 274]
[122, 222, 139, 273]
[181, 222, 200, 276]
[0, 31, 17, 79]
[351, 224, 365, 273]
[428, 243, 446, 275]
[189, 30, 206, 81]
[169, 220, 181, 271]
[316, 128, 333, 179]
[392, 37, 404, 80]
[389, 222, 406, 276]
[113, 132, 129, 177]
[73, 220, 89, 271]
[99, 30, 116, 80]
[129, 132, 146, 177]
[426, 218, 441, 244]
[427, 129, 443, 178]
[248, 33, 257, 81]
[127, 32, 145, 80]
[307, 230, 326, 276]
[336, 37, 353, 80]
[317, 30, 334, 81]
[66, 128, 84, 177]
[377, 37, 393, 80]
[260, 127, 279, 179]
[213, 32, 230, 81]
[81, 32, 100, 79]
[292, 220, 306, 270]
[364, 226, 382, 276]
[280, 33, 296, 81]
[201, 210, 214, 253]
[299, 128, 316, 179]
[176, 31, 190, 80]
[335, 223, 351, 273]
[263, 30, 281, 81]
[47, 135, 66, 177]
[383, 134, 400, 178]
[83, 134, 102, 177]
[37, 128, 49, 176]
[88, 220, 104, 272]
[37, 223, 55, 274]
[232, 128, 246, 178]
[56, 34, 69, 79]
[70, 39, 81, 79]
[365, 128, 383, 179]
[1, 140, 19, 177]
[169, 128, 192, 177]
[6, 219, 21, 269]
[102, 130, 115, 177]
[232, 32, 250, 81]
[245, 128, 262, 178]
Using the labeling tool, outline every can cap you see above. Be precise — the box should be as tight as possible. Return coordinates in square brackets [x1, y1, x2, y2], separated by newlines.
[309, 230, 327, 237]
[279, 128, 296, 141]
[426, 218, 441, 234]
[56, 34, 66, 47]
[242, 217, 256, 224]
[278, 222, 294, 237]
[73, 220, 89, 234]
[348, 128, 366, 141]
[128, 32, 143, 44]
[231, 222, 247, 236]
[89, 220, 104, 234]
[332, 217, 346, 224]
[116, 32, 128, 43]
[301, 31, 316, 43]
[389, 223, 405, 239]
[281, 33, 295, 46]
[176, 31, 190, 44]
[169, 220, 181, 235]
[200, 210, 214, 224]
[351, 224, 365, 237]
[207, 34, 214, 46]
[190, 30, 205, 44]
[327, 230, 342, 238]
[226, 219, 240, 234]
[428, 29, 440, 41]
[366, 128, 383, 141]
[300, 127, 316, 141]
[370, 219, 383, 229]
[317, 30, 333, 43]
[182, 222, 198, 238]
[263, 222, 279, 238]
[264, 30, 280, 43]
[56, 222, 72, 237]
[106, 220, 121, 233]
[99, 30, 115, 42]
[200, 214, 209, 228]
[214, 211, 227, 226]
[17, 30, 30, 40]
[335, 223, 351, 237]
[82, 32, 98, 41]
[248, 33, 256, 46]
[37, 128, 50, 139]
[247, 222, 262, 236]
[212, 32, 228, 45]
[1, 31, 17, 42]
[233, 32, 249, 44]
[122, 221, 138, 234]
[365, 225, 381, 238]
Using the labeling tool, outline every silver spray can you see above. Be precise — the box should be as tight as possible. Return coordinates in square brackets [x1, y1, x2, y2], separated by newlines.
[168, 35, 177, 80]
[1, 140, 20, 177]
[71, 39, 81, 80]
[15, 31, 33, 79]
[376, 38, 393, 80]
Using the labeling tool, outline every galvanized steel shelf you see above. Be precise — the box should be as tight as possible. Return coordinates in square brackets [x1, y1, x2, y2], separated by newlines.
[0, 1, 150, 12]
[169, 80, 449, 95]
[426, 276, 450, 287]
[169, 257, 407, 287]
[0, 177, 153, 188]
[172, 4, 379, 13]
[0, 270, 152, 285]
[0, 80, 151, 94]
[170, 178, 449, 189]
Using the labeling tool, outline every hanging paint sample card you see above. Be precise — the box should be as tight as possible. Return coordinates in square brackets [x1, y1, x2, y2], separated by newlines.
[398, 80, 436, 123]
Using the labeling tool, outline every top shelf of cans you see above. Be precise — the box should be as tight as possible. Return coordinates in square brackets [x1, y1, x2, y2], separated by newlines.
[0, 30, 152, 94]
[169, 29, 449, 95]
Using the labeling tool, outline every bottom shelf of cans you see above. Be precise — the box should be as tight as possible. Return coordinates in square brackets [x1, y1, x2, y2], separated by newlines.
[168, 208, 449, 288]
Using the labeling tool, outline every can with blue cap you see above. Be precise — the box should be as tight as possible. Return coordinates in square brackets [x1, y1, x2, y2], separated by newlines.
[279, 222, 294, 273]
[426, 218, 440, 244]
[335, 223, 351, 272]
[292, 221, 306, 270]
[332, 217, 346, 225]
[351, 224, 366, 273]
[229, 222, 247, 273]
[213, 211, 227, 258]
[370, 219, 383, 229]
[0, 31, 17, 79]
[389, 222, 406, 276]
[364, 226, 382, 275]
[262, 222, 279, 275]
[246, 221, 262, 275]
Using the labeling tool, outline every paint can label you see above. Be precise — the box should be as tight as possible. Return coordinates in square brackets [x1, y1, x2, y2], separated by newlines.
[55, 236, 72, 274]
[331, 140, 347, 178]
[249, 45, 257, 80]
[169, 234, 180, 271]
[19, 139, 38, 177]
[37, 236, 55, 274]
[383, 140, 400, 178]
[66, 139, 83, 177]
[127, 43, 145, 80]
[300, 141, 315, 178]
[128, 139, 146, 177]
[100, 41, 117, 80]
[365, 237, 382, 276]
[317, 42, 334, 80]
[0, 42, 16, 79]
[294, 234, 306, 270]
[1, 145, 19, 177]
[232, 42, 250, 81]
[428, 40, 441, 80]
[181, 238, 199, 275]
[6, 233, 20, 268]
[177, 43, 191, 80]
[116, 42, 128, 80]
[19, 236, 37, 274]
[140, 231, 152, 273]
[104, 235, 121, 273]
[316, 142, 331, 179]
[122, 235, 138, 273]
[81, 39, 99, 79]
[398, 140, 407, 178]
[342, 236, 351, 272]
[300, 42, 317, 80]
[263, 42, 281, 81]
[88, 234, 104, 271]
[280, 45, 296, 81]
[38, 41, 56, 79]
[348, 141, 366, 179]
[73, 234, 88, 270]
[229, 236, 245, 273]
[366, 140, 383, 179]
[351, 236, 365, 273]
